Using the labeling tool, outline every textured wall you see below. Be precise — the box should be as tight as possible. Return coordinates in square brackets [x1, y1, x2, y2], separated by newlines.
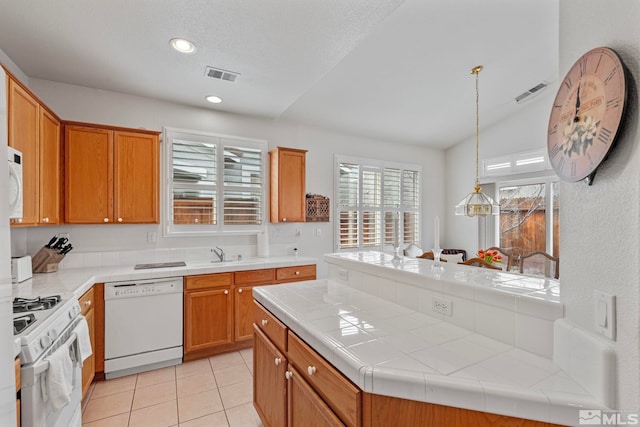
[560, 0, 640, 410]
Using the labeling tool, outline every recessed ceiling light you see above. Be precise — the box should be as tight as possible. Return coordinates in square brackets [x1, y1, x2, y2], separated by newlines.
[206, 95, 223, 104]
[169, 38, 196, 54]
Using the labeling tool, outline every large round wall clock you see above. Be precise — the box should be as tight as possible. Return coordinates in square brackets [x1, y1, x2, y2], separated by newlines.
[547, 47, 627, 185]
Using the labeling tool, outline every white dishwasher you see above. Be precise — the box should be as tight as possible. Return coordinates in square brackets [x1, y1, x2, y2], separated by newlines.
[104, 277, 183, 379]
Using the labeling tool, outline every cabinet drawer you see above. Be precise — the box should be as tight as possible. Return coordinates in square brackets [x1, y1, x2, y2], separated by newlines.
[186, 273, 233, 291]
[78, 286, 95, 316]
[235, 269, 275, 285]
[276, 265, 316, 282]
[15, 358, 20, 392]
[288, 332, 361, 427]
[254, 301, 287, 353]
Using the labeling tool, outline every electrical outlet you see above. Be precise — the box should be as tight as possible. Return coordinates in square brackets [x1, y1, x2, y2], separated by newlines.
[147, 231, 157, 243]
[432, 296, 453, 316]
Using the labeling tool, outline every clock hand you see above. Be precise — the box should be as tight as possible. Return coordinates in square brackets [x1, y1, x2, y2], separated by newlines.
[574, 82, 581, 123]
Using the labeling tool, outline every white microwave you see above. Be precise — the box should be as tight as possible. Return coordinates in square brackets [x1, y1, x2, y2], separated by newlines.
[8, 146, 23, 221]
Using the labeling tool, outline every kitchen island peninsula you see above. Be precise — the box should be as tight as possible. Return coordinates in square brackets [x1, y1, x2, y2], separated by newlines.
[252, 251, 614, 427]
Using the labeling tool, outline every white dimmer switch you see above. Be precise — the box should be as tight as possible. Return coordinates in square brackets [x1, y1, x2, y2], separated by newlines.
[594, 290, 616, 340]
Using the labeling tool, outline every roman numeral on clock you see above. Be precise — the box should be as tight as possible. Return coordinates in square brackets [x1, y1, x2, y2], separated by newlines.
[579, 59, 587, 76]
[604, 67, 617, 86]
[598, 127, 612, 145]
[549, 144, 560, 158]
[571, 161, 577, 178]
[564, 77, 572, 90]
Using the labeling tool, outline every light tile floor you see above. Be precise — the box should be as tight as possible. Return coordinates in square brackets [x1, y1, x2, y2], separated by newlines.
[82, 348, 263, 427]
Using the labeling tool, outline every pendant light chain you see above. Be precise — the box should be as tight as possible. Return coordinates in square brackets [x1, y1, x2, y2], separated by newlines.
[475, 68, 480, 190]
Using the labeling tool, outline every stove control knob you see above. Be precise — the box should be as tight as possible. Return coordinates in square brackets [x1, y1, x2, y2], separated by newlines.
[40, 335, 52, 348]
[49, 329, 58, 340]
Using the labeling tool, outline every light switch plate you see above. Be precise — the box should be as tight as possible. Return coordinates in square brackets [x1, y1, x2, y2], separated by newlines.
[594, 290, 616, 340]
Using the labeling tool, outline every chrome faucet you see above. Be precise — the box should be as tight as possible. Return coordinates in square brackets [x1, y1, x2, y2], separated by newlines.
[212, 246, 225, 262]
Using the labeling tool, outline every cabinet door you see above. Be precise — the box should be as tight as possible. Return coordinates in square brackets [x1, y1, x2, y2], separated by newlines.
[79, 286, 96, 397]
[8, 79, 39, 225]
[254, 325, 287, 427]
[39, 109, 61, 225]
[235, 285, 255, 342]
[65, 126, 113, 223]
[114, 131, 159, 223]
[184, 288, 233, 353]
[270, 147, 307, 223]
[81, 306, 95, 397]
[288, 366, 345, 427]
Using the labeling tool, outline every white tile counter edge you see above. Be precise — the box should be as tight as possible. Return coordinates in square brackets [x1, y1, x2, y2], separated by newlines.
[254, 280, 608, 426]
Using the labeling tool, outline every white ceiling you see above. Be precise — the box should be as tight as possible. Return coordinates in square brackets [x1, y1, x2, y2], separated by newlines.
[0, 0, 558, 149]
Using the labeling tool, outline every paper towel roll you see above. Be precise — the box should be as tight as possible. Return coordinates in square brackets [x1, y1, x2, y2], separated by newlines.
[257, 232, 270, 257]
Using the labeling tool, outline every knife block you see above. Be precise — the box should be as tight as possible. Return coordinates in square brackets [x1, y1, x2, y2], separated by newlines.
[31, 247, 65, 273]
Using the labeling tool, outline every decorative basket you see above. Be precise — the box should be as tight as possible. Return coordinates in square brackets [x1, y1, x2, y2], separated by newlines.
[305, 195, 330, 222]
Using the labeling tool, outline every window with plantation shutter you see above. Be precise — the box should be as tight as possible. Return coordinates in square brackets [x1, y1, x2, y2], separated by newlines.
[335, 156, 421, 251]
[165, 128, 266, 235]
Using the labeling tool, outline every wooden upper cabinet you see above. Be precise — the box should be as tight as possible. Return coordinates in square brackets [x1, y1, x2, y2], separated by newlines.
[65, 126, 113, 223]
[64, 123, 159, 224]
[39, 109, 61, 225]
[270, 147, 307, 223]
[8, 78, 39, 225]
[8, 76, 61, 226]
[114, 131, 159, 223]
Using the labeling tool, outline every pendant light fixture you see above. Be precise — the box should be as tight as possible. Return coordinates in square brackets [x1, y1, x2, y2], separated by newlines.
[454, 65, 500, 217]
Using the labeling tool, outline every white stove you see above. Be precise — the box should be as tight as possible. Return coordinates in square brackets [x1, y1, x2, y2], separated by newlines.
[13, 295, 81, 364]
[14, 294, 84, 427]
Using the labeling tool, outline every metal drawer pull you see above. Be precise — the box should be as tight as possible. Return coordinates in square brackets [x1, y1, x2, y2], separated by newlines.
[224, 290, 228, 295]
[295, 271, 300, 275]
[84, 301, 91, 307]
[307, 366, 316, 376]
[103, 218, 109, 222]
[238, 288, 243, 293]
[261, 319, 268, 326]
[285, 371, 293, 379]
[274, 357, 281, 366]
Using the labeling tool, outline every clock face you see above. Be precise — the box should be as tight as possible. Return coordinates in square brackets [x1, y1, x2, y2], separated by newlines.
[547, 47, 627, 182]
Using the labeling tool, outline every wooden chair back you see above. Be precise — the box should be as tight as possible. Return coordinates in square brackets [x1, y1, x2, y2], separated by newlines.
[485, 247, 521, 272]
[416, 251, 447, 262]
[458, 257, 502, 270]
[520, 251, 559, 279]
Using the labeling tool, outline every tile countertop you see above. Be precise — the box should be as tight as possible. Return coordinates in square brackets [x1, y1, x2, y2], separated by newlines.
[325, 251, 561, 303]
[10, 256, 315, 358]
[11, 255, 317, 300]
[254, 280, 604, 426]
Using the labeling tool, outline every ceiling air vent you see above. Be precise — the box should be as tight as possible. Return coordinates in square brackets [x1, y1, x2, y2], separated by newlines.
[205, 66, 240, 82]
[515, 81, 548, 104]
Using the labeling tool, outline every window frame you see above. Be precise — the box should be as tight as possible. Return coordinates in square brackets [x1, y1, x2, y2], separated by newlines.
[334, 154, 422, 252]
[490, 175, 559, 256]
[162, 127, 268, 237]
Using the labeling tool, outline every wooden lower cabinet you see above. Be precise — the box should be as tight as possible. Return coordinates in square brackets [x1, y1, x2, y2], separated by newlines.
[184, 276, 234, 353]
[254, 301, 358, 427]
[253, 325, 287, 427]
[288, 366, 345, 427]
[79, 286, 96, 397]
[185, 266, 315, 361]
[362, 394, 562, 427]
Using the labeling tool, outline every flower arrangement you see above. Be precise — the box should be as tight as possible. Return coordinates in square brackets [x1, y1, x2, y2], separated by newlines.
[477, 249, 503, 264]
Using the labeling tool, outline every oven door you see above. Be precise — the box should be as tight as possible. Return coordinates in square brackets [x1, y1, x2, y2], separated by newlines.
[20, 320, 83, 427]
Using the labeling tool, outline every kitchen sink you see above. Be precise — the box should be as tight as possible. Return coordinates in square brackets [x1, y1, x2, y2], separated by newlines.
[134, 261, 187, 270]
